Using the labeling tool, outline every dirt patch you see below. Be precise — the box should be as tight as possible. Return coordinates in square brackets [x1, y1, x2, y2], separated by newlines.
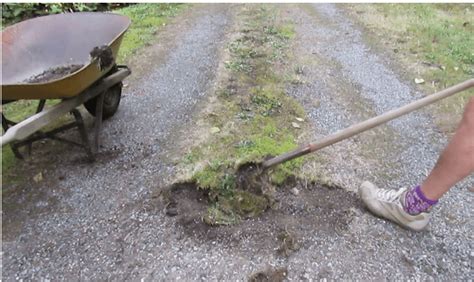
[164, 178, 362, 258]
[2, 176, 66, 241]
[248, 266, 288, 282]
[163, 182, 209, 222]
[24, 64, 84, 83]
[90, 45, 114, 71]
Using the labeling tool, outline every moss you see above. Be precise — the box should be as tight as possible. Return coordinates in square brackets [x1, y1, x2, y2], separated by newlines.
[237, 135, 295, 159]
[192, 164, 224, 190]
[228, 190, 269, 218]
[203, 190, 269, 225]
[204, 203, 240, 226]
[277, 23, 296, 39]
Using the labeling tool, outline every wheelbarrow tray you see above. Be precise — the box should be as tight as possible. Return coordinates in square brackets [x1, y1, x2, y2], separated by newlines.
[1, 12, 131, 100]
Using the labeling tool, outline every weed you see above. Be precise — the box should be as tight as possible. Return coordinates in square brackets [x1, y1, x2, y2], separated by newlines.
[183, 150, 199, 164]
[250, 89, 282, 116]
[225, 60, 252, 73]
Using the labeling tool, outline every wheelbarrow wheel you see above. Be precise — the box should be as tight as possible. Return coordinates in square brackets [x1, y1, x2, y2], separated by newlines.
[84, 82, 122, 120]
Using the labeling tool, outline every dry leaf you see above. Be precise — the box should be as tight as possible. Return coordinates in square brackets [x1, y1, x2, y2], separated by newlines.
[33, 172, 43, 183]
[414, 78, 425, 84]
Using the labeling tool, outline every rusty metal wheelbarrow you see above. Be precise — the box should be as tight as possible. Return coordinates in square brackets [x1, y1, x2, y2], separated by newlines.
[1, 12, 132, 160]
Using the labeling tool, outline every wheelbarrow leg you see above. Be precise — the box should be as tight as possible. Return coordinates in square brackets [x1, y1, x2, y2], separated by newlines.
[2, 113, 24, 159]
[26, 99, 46, 156]
[71, 109, 94, 161]
[36, 99, 46, 113]
[93, 91, 105, 152]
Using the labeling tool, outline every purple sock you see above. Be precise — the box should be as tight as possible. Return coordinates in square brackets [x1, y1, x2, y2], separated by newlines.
[403, 185, 438, 215]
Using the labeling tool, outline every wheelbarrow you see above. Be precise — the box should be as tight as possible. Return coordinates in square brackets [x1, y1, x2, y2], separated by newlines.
[1, 12, 132, 160]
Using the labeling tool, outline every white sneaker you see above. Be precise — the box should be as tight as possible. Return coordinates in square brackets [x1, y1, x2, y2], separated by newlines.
[359, 181, 430, 231]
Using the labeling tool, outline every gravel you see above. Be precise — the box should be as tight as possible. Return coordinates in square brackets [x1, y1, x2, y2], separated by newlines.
[284, 3, 473, 280]
[2, 4, 472, 281]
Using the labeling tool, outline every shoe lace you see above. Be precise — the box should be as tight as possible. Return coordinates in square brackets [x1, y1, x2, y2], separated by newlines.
[376, 188, 403, 203]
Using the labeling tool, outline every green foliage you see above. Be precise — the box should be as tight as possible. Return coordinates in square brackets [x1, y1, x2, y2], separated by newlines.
[250, 88, 283, 116]
[1, 3, 128, 26]
[193, 165, 224, 190]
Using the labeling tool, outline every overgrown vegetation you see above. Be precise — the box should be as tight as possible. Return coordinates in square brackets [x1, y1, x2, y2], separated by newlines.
[176, 5, 307, 225]
[345, 4, 474, 132]
[1, 4, 186, 181]
[1, 3, 128, 26]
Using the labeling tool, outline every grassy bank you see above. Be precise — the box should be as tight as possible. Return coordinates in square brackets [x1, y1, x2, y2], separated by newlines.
[345, 4, 473, 132]
[116, 4, 185, 62]
[174, 5, 308, 225]
[1, 4, 186, 181]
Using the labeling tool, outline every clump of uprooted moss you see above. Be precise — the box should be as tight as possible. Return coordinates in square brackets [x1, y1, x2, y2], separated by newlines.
[204, 190, 270, 225]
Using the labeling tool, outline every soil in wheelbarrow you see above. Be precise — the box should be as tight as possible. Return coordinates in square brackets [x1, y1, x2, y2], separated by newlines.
[22, 44, 114, 84]
[24, 64, 84, 83]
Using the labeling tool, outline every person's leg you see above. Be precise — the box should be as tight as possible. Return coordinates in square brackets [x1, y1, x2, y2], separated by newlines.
[420, 97, 474, 200]
[359, 97, 474, 231]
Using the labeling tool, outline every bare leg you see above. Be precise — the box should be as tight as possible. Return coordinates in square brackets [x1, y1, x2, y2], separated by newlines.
[359, 97, 474, 231]
[421, 97, 474, 200]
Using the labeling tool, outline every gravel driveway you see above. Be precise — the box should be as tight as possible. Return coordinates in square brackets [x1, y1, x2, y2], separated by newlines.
[2, 4, 235, 280]
[285, 4, 473, 280]
[2, 4, 472, 281]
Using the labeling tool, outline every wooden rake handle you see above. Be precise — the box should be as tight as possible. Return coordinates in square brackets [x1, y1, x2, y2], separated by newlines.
[262, 78, 474, 169]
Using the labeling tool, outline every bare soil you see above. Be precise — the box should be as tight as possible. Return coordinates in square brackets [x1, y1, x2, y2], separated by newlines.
[23, 64, 83, 83]
[89, 45, 114, 71]
[164, 179, 362, 251]
[248, 266, 288, 281]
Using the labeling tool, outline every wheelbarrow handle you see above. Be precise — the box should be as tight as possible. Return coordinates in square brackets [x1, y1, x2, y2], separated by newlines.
[262, 78, 474, 169]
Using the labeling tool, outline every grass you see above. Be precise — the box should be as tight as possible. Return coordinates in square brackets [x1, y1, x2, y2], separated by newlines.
[115, 3, 186, 62]
[1, 4, 186, 182]
[345, 4, 474, 132]
[177, 5, 306, 225]
[2, 99, 62, 181]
